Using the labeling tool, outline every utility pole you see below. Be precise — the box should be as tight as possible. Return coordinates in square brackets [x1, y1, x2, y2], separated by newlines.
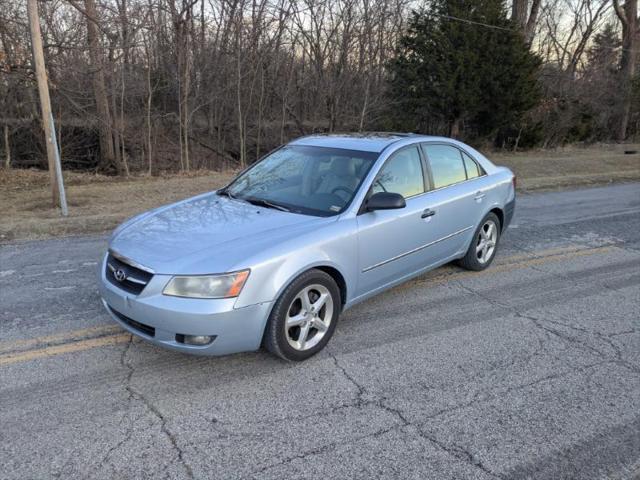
[27, 0, 68, 215]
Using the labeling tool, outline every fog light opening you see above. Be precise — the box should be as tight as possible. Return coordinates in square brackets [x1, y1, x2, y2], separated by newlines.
[176, 334, 214, 346]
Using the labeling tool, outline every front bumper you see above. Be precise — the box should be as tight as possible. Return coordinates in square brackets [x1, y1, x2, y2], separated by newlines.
[98, 255, 273, 356]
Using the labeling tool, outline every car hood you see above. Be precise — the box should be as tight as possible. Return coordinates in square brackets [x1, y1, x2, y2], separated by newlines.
[110, 192, 328, 274]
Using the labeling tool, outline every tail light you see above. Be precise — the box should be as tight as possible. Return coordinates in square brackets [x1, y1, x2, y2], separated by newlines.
[512, 175, 517, 189]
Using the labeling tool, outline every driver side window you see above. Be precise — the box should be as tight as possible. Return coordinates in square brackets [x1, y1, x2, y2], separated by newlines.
[372, 146, 424, 199]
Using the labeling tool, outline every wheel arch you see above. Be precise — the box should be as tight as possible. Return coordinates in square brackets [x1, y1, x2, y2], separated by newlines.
[251, 258, 352, 317]
[489, 207, 504, 231]
[314, 265, 348, 309]
[459, 206, 504, 258]
[259, 262, 349, 351]
[273, 261, 349, 309]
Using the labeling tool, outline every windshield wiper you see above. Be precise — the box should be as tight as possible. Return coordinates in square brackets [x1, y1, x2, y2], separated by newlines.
[245, 197, 291, 212]
[218, 189, 251, 204]
[217, 188, 236, 199]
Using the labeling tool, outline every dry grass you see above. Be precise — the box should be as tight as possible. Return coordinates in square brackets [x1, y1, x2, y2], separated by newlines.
[492, 143, 640, 191]
[1, 143, 638, 242]
[0, 169, 236, 242]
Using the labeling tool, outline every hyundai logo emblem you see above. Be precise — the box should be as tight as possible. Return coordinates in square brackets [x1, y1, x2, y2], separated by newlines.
[114, 269, 127, 282]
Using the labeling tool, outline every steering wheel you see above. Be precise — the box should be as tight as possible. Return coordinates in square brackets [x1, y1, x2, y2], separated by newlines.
[331, 186, 355, 198]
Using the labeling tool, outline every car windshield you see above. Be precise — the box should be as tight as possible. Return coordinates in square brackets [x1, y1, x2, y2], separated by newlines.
[222, 145, 378, 216]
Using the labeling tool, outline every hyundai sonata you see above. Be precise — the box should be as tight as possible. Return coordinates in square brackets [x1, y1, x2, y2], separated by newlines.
[99, 133, 515, 361]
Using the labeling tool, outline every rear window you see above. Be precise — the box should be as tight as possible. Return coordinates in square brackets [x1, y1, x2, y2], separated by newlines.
[423, 145, 467, 189]
[462, 151, 483, 179]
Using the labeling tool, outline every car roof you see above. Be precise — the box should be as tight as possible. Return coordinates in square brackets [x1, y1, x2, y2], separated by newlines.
[289, 132, 441, 153]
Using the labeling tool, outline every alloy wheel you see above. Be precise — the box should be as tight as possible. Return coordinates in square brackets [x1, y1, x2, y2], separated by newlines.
[476, 219, 498, 264]
[285, 284, 334, 351]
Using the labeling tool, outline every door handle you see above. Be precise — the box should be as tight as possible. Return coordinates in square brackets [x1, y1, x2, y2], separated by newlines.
[421, 209, 436, 219]
[474, 191, 486, 201]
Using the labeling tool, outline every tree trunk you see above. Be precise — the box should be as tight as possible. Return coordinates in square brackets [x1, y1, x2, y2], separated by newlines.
[3, 125, 10, 168]
[359, 77, 370, 132]
[512, 0, 541, 44]
[172, 1, 192, 172]
[120, 58, 129, 175]
[256, 65, 264, 161]
[236, 48, 246, 168]
[615, 0, 638, 140]
[177, 71, 184, 171]
[146, 63, 153, 175]
[110, 87, 123, 171]
[182, 59, 190, 171]
[84, 0, 119, 173]
[511, 0, 529, 30]
[450, 118, 461, 138]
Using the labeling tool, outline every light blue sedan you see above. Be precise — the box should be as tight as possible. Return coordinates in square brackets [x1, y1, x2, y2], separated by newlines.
[99, 133, 516, 361]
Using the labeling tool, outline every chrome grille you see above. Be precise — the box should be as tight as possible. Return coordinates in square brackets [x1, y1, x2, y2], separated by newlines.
[105, 253, 153, 295]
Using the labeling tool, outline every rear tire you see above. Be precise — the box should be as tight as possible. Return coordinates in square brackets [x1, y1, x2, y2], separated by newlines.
[458, 212, 501, 271]
[263, 269, 341, 361]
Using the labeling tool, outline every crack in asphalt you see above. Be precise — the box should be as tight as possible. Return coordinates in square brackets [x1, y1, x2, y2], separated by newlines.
[413, 425, 507, 480]
[328, 350, 415, 426]
[454, 280, 640, 377]
[313, 317, 638, 480]
[328, 350, 367, 402]
[244, 354, 416, 479]
[516, 308, 640, 377]
[128, 391, 195, 478]
[608, 328, 640, 337]
[126, 387, 195, 479]
[245, 421, 403, 479]
[94, 337, 195, 479]
[324, 350, 510, 479]
[544, 316, 640, 376]
[87, 335, 137, 476]
[31, 273, 640, 480]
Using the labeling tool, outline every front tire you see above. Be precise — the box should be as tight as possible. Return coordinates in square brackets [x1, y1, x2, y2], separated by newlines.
[263, 269, 341, 361]
[458, 212, 501, 271]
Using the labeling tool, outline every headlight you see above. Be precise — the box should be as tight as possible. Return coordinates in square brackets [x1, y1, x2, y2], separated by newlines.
[163, 270, 250, 299]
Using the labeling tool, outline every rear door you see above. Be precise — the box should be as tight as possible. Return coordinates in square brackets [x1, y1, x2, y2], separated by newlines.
[419, 143, 488, 257]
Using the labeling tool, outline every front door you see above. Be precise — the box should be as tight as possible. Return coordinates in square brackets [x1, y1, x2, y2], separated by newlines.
[356, 145, 437, 297]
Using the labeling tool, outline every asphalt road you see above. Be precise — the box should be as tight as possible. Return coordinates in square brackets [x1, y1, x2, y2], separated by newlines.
[1, 183, 639, 480]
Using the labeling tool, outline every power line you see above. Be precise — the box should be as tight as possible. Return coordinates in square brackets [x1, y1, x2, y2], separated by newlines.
[434, 13, 517, 32]
[428, 11, 629, 54]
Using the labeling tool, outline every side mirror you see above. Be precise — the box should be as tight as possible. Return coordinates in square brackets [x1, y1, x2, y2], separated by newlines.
[366, 192, 406, 211]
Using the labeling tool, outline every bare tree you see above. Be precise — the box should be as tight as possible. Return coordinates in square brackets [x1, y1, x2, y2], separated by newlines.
[80, 0, 121, 172]
[2, 0, 634, 174]
[613, 0, 638, 140]
[512, 0, 542, 43]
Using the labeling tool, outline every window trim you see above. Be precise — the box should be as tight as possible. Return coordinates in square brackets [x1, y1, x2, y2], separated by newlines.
[420, 142, 487, 192]
[357, 141, 488, 214]
[460, 149, 485, 180]
[417, 144, 433, 192]
[358, 144, 427, 214]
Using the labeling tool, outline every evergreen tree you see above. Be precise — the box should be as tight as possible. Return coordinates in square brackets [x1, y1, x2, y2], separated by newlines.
[586, 24, 621, 75]
[581, 23, 622, 140]
[388, 0, 541, 142]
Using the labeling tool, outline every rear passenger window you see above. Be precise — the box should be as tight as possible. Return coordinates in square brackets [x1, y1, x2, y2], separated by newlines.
[424, 145, 467, 189]
[462, 151, 483, 179]
[372, 146, 424, 198]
